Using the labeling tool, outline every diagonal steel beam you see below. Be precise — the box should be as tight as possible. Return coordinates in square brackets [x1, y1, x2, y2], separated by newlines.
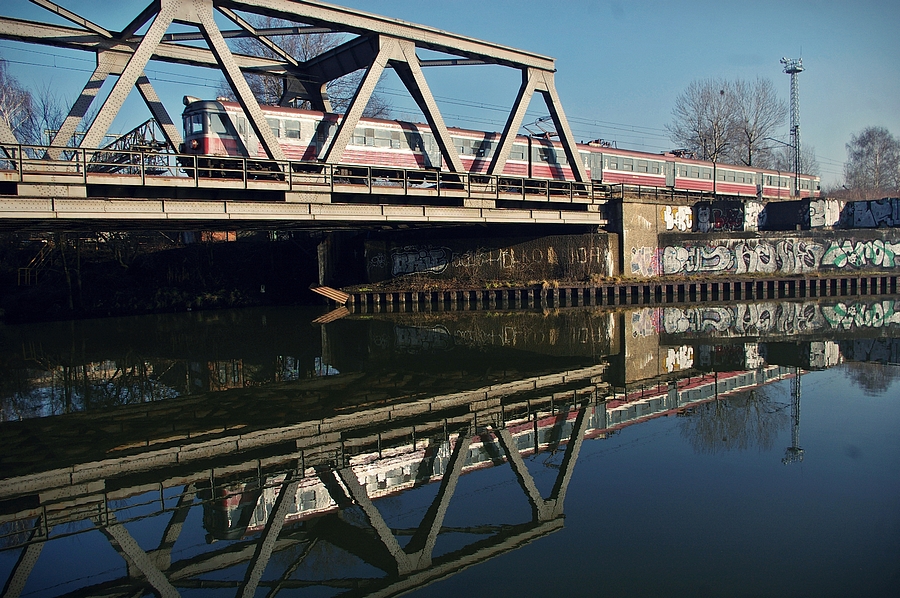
[195, 0, 286, 161]
[29, 0, 113, 38]
[78, 1, 176, 151]
[99, 517, 180, 598]
[0, 18, 293, 74]
[0, 117, 18, 145]
[536, 70, 588, 182]
[488, 67, 587, 182]
[150, 483, 196, 571]
[120, 1, 162, 39]
[488, 68, 537, 177]
[390, 39, 463, 173]
[45, 51, 118, 158]
[218, 5, 298, 66]
[135, 74, 183, 149]
[1, 517, 46, 598]
[300, 34, 379, 83]
[400, 429, 472, 570]
[218, 0, 557, 71]
[496, 404, 589, 522]
[319, 35, 392, 164]
[238, 474, 301, 598]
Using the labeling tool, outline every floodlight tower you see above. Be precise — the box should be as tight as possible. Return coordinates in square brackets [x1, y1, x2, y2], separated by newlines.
[781, 57, 804, 197]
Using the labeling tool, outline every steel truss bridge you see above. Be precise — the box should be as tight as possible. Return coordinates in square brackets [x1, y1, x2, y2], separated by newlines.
[0, 0, 607, 230]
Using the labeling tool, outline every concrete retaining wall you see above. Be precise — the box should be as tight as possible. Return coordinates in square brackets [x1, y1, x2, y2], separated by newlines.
[364, 231, 619, 284]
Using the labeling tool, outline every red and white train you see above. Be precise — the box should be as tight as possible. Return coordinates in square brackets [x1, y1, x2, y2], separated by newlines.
[180, 96, 819, 199]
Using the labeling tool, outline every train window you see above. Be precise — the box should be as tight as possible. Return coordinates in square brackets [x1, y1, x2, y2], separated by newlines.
[236, 116, 246, 137]
[510, 144, 526, 161]
[607, 156, 619, 170]
[284, 120, 301, 139]
[209, 113, 229, 135]
[622, 157, 633, 171]
[477, 140, 493, 157]
[187, 113, 204, 135]
[637, 159, 648, 172]
[690, 166, 700, 178]
[651, 161, 661, 174]
[727, 171, 736, 182]
[702, 167, 712, 179]
[538, 147, 554, 163]
[374, 128, 393, 148]
[717, 171, 726, 181]
[266, 118, 281, 138]
[404, 131, 425, 152]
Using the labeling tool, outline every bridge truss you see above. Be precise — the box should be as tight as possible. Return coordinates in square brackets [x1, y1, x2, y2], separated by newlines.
[0, 0, 588, 180]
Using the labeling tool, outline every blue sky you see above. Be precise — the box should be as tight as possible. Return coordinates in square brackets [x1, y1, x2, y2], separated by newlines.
[2, 0, 898, 187]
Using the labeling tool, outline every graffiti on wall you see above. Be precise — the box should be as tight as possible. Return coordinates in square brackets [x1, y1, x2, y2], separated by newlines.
[842, 198, 900, 228]
[631, 307, 660, 338]
[821, 300, 900, 330]
[665, 345, 693, 373]
[631, 246, 659, 277]
[369, 234, 615, 282]
[808, 198, 844, 228]
[662, 205, 693, 231]
[821, 239, 900, 268]
[744, 201, 764, 232]
[385, 246, 453, 276]
[649, 237, 900, 277]
[662, 245, 736, 274]
[695, 202, 744, 233]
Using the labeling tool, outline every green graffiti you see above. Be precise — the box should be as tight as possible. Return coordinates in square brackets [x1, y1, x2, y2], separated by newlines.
[822, 239, 900, 269]
[822, 300, 900, 329]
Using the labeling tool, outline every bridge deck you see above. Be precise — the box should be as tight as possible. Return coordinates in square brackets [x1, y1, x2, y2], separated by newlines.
[0, 146, 608, 228]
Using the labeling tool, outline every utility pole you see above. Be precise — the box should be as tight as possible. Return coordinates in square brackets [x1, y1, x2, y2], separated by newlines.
[781, 57, 803, 197]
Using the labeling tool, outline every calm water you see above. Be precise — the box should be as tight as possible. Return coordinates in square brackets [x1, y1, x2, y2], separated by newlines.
[1, 300, 898, 597]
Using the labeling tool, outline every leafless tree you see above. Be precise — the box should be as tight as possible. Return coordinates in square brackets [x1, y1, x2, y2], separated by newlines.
[0, 57, 34, 142]
[669, 77, 788, 169]
[843, 126, 900, 198]
[728, 77, 787, 168]
[772, 143, 819, 176]
[667, 78, 735, 164]
[218, 17, 391, 118]
[679, 388, 788, 455]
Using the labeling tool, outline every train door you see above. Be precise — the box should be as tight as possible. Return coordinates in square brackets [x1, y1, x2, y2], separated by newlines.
[591, 152, 603, 182]
[665, 160, 676, 187]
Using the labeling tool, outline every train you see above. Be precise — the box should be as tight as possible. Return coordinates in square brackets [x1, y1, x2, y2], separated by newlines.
[179, 96, 820, 199]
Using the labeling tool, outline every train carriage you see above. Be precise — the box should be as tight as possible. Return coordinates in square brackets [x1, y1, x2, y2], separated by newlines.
[180, 96, 820, 199]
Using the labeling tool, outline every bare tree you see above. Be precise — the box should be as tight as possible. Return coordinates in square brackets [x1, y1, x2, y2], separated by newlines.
[772, 143, 819, 176]
[218, 17, 391, 118]
[844, 126, 900, 198]
[728, 77, 787, 168]
[667, 78, 735, 164]
[0, 57, 34, 142]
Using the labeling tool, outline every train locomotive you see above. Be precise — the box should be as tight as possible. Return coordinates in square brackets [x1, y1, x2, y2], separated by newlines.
[179, 96, 820, 200]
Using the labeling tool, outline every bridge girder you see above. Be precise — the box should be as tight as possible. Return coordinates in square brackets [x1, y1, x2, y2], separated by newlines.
[0, 0, 587, 180]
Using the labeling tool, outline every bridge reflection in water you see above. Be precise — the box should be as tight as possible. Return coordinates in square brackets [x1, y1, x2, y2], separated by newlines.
[1, 299, 897, 596]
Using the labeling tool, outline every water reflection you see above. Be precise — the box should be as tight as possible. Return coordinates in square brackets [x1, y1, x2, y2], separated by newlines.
[0, 299, 898, 596]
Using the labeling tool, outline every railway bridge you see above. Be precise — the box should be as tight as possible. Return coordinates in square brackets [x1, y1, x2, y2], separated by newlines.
[0, 0, 610, 231]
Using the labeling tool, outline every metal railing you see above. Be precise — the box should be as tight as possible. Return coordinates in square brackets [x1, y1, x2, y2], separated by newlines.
[0, 143, 609, 205]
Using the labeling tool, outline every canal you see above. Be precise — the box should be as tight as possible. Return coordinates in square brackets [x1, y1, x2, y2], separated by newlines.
[1, 300, 898, 597]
